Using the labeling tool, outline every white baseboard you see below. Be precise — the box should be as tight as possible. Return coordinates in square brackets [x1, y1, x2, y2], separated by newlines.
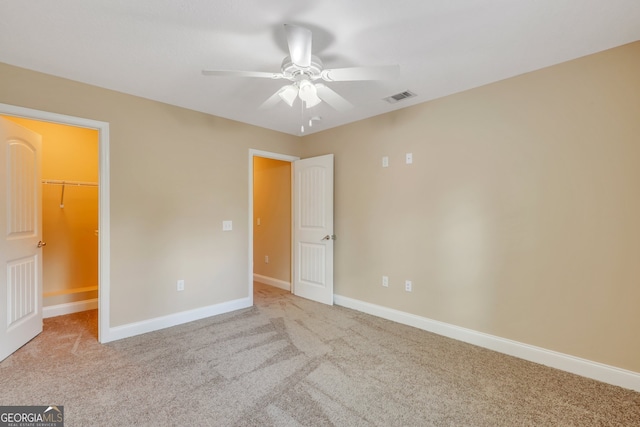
[43, 298, 98, 318]
[102, 297, 252, 343]
[254, 274, 291, 291]
[334, 294, 640, 393]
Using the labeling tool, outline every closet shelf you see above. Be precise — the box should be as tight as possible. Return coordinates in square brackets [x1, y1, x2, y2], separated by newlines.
[42, 179, 98, 208]
[42, 179, 98, 187]
[44, 285, 98, 298]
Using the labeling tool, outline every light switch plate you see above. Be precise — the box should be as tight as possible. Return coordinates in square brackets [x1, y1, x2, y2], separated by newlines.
[222, 220, 233, 231]
[405, 153, 413, 164]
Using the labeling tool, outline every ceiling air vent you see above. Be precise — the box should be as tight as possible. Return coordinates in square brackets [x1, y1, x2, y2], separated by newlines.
[384, 90, 417, 104]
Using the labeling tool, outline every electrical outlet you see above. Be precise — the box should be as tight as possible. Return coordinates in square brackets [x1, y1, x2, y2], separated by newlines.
[382, 156, 389, 168]
[405, 280, 412, 292]
[177, 279, 185, 291]
[222, 220, 232, 231]
[382, 275, 389, 287]
[265, 255, 269, 264]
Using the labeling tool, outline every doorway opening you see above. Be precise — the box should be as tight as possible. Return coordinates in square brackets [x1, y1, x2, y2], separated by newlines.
[248, 150, 336, 306]
[0, 103, 111, 343]
[1, 116, 99, 336]
[248, 150, 298, 302]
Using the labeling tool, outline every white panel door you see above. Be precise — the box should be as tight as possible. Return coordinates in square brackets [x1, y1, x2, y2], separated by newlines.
[293, 154, 334, 305]
[0, 117, 43, 362]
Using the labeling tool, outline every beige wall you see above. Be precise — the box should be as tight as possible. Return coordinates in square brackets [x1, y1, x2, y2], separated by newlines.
[253, 157, 291, 283]
[2, 116, 99, 307]
[0, 62, 300, 326]
[301, 41, 640, 373]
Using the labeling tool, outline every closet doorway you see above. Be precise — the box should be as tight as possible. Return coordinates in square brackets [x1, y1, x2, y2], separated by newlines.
[1, 115, 99, 336]
[249, 150, 298, 300]
[253, 156, 293, 291]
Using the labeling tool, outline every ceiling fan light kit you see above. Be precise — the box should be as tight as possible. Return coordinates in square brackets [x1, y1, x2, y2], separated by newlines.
[278, 85, 298, 107]
[297, 80, 322, 108]
[202, 24, 400, 118]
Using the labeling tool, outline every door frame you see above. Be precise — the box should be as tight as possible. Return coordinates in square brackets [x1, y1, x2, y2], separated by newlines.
[0, 103, 110, 343]
[248, 149, 299, 303]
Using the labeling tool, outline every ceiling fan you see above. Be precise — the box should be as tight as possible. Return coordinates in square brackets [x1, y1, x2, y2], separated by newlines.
[202, 24, 399, 112]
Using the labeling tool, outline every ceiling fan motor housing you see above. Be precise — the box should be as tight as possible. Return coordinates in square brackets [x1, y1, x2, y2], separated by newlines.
[281, 55, 324, 81]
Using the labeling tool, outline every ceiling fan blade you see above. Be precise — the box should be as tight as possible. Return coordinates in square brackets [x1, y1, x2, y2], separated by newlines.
[258, 90, 284, 110]
[315, 84, 353, 112]
[284, 24, 312, 68]
[202, 70, 283, 79]
[321, 65, 400, 82]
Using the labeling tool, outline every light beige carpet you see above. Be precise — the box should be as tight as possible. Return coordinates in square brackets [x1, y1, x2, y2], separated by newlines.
[1, 282, 639, 426]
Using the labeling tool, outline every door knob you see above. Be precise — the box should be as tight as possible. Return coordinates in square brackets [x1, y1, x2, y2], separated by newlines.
[37, 241, 47, 248]
[321, 235, 336, 241]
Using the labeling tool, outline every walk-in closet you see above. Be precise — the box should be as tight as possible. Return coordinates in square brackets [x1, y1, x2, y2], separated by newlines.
[1, 116, 99, 321]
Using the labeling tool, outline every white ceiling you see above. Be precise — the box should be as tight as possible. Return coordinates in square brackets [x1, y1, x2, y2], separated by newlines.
[1, 1, 639, 136]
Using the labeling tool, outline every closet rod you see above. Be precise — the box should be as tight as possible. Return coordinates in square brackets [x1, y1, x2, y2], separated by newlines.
[41, 179, 98, 187]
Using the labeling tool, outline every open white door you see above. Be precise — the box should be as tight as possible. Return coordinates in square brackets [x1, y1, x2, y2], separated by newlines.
[0, 117, 43, 362]
[293, 154, 334, 305]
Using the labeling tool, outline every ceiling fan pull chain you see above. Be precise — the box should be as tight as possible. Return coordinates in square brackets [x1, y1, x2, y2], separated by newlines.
[300, 97, 305, 134]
